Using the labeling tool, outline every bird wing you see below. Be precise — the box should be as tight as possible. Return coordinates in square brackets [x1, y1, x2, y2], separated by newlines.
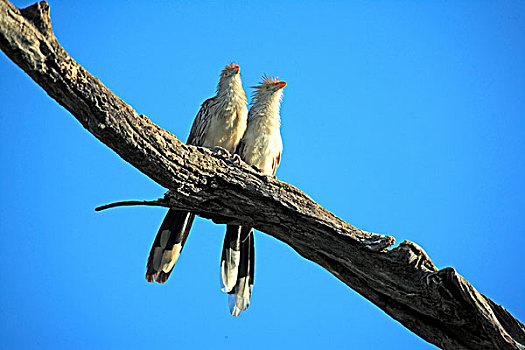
[186, 97, 216, 146]
[235, 138, 247, 158]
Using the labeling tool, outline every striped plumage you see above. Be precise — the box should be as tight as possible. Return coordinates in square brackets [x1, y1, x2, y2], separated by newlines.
[220, 75, 286, 316]
[146, 63, 248, 283]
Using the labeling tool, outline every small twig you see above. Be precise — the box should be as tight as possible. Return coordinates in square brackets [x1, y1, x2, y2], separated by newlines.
[95, 199, 168, 212]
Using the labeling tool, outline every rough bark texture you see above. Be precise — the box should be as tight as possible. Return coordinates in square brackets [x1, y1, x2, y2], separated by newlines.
[1, 1, 524, 349]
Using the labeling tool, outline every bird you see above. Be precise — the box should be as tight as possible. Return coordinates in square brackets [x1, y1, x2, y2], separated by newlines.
[146, 63, 248, 283]
[220, 74, 286, 316]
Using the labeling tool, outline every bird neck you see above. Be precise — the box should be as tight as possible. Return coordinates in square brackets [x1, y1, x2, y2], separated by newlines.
[249, 90, 282, 127]
[216, 75, 247, 105]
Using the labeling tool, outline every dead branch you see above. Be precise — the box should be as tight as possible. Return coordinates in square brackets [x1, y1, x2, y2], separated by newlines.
[1, 1, 523, 348]
[94, 199, 169, 212]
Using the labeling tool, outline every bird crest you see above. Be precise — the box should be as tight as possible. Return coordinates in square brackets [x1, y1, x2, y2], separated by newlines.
[253, 74, 281, 89]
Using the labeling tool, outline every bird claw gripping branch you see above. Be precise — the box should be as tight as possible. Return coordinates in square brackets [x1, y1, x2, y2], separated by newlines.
[211, 146, 233, 159]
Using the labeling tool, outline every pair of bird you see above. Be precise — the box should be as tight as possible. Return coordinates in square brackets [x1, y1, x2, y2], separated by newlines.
[145, 63, 286, 316]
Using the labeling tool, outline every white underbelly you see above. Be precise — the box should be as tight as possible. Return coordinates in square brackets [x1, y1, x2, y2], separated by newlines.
[242, 134, 281, 175]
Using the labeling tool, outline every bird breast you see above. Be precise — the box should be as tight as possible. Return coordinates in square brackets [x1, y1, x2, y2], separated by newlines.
[240, 119, 282, 175]
[203, 103, 248, 154]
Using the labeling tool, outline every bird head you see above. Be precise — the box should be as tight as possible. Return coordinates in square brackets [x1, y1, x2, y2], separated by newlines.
[221, 63, 241, 78]
[249, 74, 286, 116]
[216, 63, 246, 102]
[252, 74, 286, 92]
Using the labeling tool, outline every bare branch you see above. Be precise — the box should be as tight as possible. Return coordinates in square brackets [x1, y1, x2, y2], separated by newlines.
[1, 1, 523, 348]
[94, 199, 169, 212]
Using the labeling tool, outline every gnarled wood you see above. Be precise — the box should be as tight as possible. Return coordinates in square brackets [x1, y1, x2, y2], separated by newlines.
[1, 1, 523, 348]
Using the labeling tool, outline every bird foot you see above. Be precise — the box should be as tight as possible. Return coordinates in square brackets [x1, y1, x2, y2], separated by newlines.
[262, 174, 273, 183]
[211, 146, 231, 159]
[230, 154, 243, 165]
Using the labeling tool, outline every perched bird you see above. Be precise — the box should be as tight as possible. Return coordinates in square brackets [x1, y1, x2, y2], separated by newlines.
[146, 63, 248, 283]
[220, 75, 286, 316]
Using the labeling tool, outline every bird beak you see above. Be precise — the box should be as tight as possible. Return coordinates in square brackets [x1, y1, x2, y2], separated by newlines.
[278, 81, 287, 89]
[233, 65, 240, 74]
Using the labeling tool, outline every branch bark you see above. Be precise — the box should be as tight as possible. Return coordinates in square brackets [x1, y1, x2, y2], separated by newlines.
[1, 1, 523, 348]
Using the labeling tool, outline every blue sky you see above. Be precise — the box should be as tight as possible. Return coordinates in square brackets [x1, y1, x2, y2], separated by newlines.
[1, 1, 524, 348]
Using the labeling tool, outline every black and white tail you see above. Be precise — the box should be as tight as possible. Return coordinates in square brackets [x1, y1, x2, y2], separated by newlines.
[146, 209, 195, 283]
[221, 226, 254, 316]
[220, 225, 242, 292]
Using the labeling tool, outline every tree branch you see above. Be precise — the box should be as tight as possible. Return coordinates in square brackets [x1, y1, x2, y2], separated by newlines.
[1, 1, 523, 348]
[94, 199, 169, 212]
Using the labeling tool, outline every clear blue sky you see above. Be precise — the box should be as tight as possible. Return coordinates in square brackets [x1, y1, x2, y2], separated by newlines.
[1, 1, 524, 349]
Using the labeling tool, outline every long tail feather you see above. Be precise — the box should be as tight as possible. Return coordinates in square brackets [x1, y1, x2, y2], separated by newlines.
[220, 225, 242, 292]
[228, 228, 255, 316]
[146, 209, 195, 283]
